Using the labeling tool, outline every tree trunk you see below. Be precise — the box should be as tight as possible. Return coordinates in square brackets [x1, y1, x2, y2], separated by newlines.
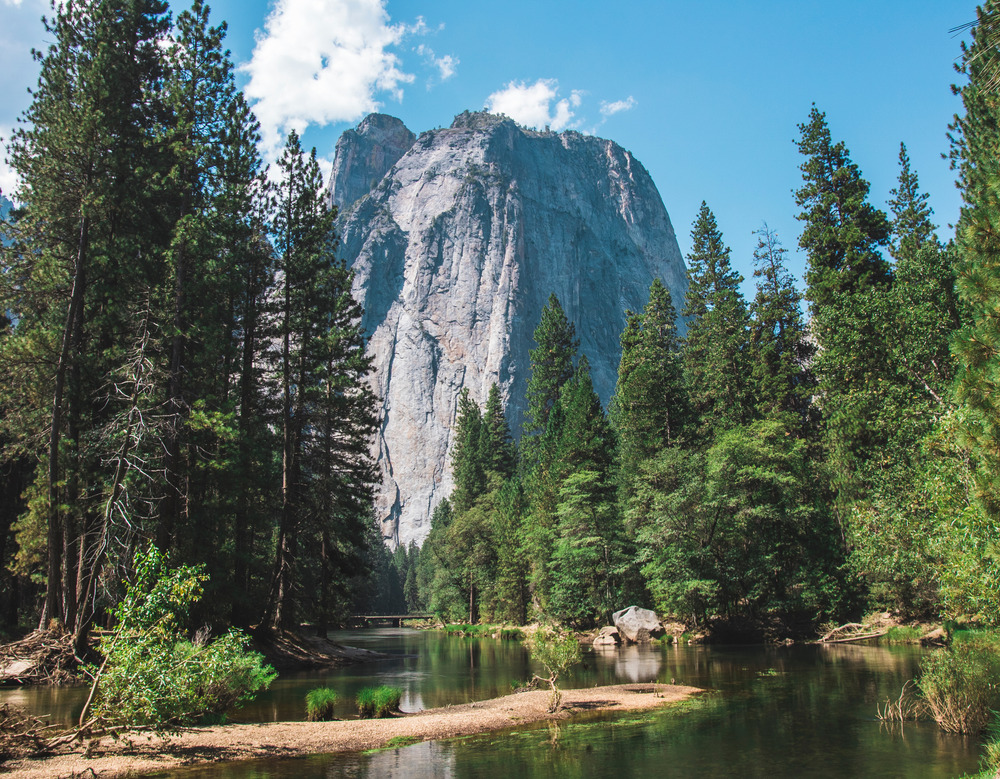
[43, 215, 89, 629]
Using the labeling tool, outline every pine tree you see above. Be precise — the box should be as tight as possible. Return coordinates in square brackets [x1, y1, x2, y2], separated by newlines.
[482, 384, 517, 478]
[548, 357, 622, 626]
[887, 144, 958, 414]
[951, 0, 1000, 523]
[748, 225, 813, 422]
[267, 130, 377, 629]
[0, 0, 170, 628]
[795, 107, 893, 513]
[450, 388, 486, 513]
[524, 294, 578, 446]
[610, 278, 687, 468]
[682, 203, 752, 436]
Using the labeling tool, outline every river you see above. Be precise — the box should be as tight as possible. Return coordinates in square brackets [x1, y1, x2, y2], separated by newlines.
[0, 629, 984, 777]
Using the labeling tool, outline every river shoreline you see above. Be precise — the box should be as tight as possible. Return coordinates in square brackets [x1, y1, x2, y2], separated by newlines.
[3, 682, 700, 778]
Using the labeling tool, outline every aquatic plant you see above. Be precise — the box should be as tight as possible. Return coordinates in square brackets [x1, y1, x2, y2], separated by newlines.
[356, 685, 403, 718]
[305, 687, 339, 721]
[918, 637, 1000, 733]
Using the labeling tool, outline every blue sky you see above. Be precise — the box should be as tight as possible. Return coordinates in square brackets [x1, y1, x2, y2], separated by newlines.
[0, 0, 974, 295]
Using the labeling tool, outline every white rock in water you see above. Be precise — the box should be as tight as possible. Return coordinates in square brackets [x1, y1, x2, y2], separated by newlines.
[329, 111, 687, 548]
[613, 606, 666, 643]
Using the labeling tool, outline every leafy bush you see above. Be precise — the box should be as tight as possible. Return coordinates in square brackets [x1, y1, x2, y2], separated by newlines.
[524, 625, 581, 712]
[86, 547, 276, 732]
[917, 638, 1000, 734]
[356, 685, 402, 718]
[305, 687, 339, 721]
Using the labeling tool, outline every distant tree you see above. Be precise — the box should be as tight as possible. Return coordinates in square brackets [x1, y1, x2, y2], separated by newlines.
[748, 225, 814, 423]
[795, 106, 892, 517]
[450, 388, 487, 512]
[548, 358, 622, 626]
[610, 278, 688, 468]
[524, 294, 578, 447]
[482, 384, 517, 479]
[682, 203, 752, 436]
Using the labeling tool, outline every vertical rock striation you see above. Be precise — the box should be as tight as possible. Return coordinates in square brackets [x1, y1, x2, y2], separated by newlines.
[329, 111, 687, 548]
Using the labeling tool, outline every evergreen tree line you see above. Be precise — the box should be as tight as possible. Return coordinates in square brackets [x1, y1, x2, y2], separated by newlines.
[414, 69, 997, 632]
[0, 0, 381, 643]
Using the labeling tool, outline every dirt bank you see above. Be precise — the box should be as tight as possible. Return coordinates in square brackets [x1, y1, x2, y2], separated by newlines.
[4, 683, 701, 778]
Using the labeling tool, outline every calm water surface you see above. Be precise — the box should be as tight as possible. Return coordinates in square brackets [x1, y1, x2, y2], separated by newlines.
[0, 629, 984, 777]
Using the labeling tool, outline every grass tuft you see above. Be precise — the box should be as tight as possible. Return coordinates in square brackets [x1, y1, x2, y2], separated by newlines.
[305, 687, 339, 722]
[885, 626, 923, 645]
[356, 685, 403, 718]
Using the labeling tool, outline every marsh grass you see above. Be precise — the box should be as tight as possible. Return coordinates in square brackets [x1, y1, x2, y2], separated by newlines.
[884, 626, 923, 644]
[356, 685, 403, 718]
[918, 638, 1000, 734]
[443, 624, 524, 639]
[305, 687, 339, 722]
[875, 679, 923, 723]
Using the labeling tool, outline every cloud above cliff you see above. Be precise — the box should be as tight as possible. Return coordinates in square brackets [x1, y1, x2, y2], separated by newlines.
[242, 0, 422, 160]
[600, 97, 636, 116]
[485, 79, 583, 131]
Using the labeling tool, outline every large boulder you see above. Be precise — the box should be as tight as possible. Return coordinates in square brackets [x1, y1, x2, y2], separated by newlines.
[612, 606, 665, 643]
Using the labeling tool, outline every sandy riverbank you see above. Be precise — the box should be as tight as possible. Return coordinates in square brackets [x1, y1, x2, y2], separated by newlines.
[3, 682, 701, 778]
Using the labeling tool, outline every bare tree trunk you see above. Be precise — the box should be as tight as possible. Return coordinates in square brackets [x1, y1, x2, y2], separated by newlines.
[43, 215, 89, 629]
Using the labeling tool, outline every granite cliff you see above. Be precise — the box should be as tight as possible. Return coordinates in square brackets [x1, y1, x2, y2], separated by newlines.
[329, 111, 687, 547]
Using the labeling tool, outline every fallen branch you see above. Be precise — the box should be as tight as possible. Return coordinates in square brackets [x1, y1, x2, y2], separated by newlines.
[818, 623, 866, 642]
[821, 629, 889, 644]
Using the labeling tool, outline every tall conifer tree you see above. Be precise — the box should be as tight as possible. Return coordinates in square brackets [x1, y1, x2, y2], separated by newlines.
[795, 107, 892, 513]
[682, 203, 752, 436]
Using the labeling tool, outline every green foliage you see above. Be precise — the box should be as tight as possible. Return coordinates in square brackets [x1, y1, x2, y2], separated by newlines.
[748, 225, 814, 422]
[611, 278, 688, 466]
[89, 547, 276, 731]
[356, 685, 403, 718]
[634, 418, 843, 627]
[796, 105, 893, 515]
[305, 687, 339, 721]
[918, 638, 1000, 734]
[884, 626, 923, 644]
[682, 203, 753, 436]
[524, 294, 579, 445]
[524, 625, 581, 712]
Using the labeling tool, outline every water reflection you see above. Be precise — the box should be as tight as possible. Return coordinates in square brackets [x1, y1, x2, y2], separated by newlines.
[0, 631, 984, 778]
[592, 643, 662, 683]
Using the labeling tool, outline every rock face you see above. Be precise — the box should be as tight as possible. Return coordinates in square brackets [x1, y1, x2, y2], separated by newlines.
[329, 114, 415, 215]
[612, 606, 666, 643]
[329, 111, 687, 548]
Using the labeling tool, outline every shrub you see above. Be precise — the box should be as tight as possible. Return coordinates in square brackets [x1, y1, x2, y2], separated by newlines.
[917, 638, 1000, 734]
[86, 547, 276, 732]
[524, 625, 581, 713]
[356, 685, 402, 718]
[305, 687, 339, 721]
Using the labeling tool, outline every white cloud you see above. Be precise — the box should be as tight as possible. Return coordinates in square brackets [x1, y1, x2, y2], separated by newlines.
[416, 44, 458, 82]
[242, 0, 417, 161]
[434, 53, 457, 81]
[485, 79, 581, 131]
[2, 0, 25, 6]
[600, 96, 636, 117]
[0, 128, 19, 201]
